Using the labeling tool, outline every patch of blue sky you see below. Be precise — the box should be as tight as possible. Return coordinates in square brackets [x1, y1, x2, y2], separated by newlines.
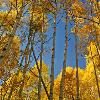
[43, 14, 86, 77]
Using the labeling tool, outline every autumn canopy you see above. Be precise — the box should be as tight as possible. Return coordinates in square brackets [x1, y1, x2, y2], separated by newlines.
[0, 0, 100, 100]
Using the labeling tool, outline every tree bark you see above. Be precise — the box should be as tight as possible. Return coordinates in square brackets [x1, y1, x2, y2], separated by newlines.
[38, 10, 45, 100]
[75, 35, 80, 100]
[90, 45, 100, 97]
[59, 10, 68, 100]
[31, 45, 50, 100]
[50, 14, 56, 100]
[38, 42, 43, 100]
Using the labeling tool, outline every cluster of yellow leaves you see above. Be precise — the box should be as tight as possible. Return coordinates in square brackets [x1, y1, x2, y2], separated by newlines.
[47, 42, 99, 100]
[33, 0, 56, 13]
[0, 0, 50, 33]
[9, 0, 24, 7]
[9, 0, 53, 11]
[0, 34, 20, 78]
[71, 24, 92, 39]
[53, 67, 85, 100]
[0, 60, 49, 99]
[75, 17, 84, 24]
[86, 41, 99, 69]
[26, 61, 49, 99]
[80, 66, 99, 100]
[92, 16, 100, 39]
[0, 10, 17, 31]
[68, 1, 86, 18]
[70, 0, 100, 42]
[79, 16, 100, 35]
[30, 5, 49, 33]
[0, 70, 29, 99]
[8, 0, 32, 9]
[81, 42, 100, 99]
[72, 18, 100, 41]
[28, 0, 56, 33]
[26, 61, 49, 87]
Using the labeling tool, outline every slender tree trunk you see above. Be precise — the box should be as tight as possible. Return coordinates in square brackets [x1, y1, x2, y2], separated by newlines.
[38, 42, 43, 100]
[50, 14, 56, 100]
[1, 88, 2, 100]
[75, 35, 80, 100]
[38, 11, 45, 100]
[90, 1, 100, 97]
[18, 11, 33, 97]
[90, 45, 100, 97]
[18, 26, 32, 99]
[31, 28, 50, 99]
[59, 10, 68, 100]
[92, 6, 100, 68]
[18, 54, 29, 99]
[18, 23, 33, 99]
[7, 3, 25, 96]
[94, 35, 100, 73]
[31, 42, 50, 99]
[93, 59, 100, 97]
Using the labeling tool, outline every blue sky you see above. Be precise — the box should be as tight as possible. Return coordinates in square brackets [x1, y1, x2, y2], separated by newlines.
[43, 16, 86, 77]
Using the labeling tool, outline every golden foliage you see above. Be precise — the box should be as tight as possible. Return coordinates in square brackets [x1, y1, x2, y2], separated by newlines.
[54, 67, 76, 99]
[27, 60, 49, 87]
[80, 61, 100, 100]
[0, 0, 100, 100]
[30, 6, 49, 33]
[43, 42, 99, 100]
[86, 42, 99, 69]
[0, 34, 20, 69]
[71, 2, 86, 17]
[0, 10, 17, 31]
